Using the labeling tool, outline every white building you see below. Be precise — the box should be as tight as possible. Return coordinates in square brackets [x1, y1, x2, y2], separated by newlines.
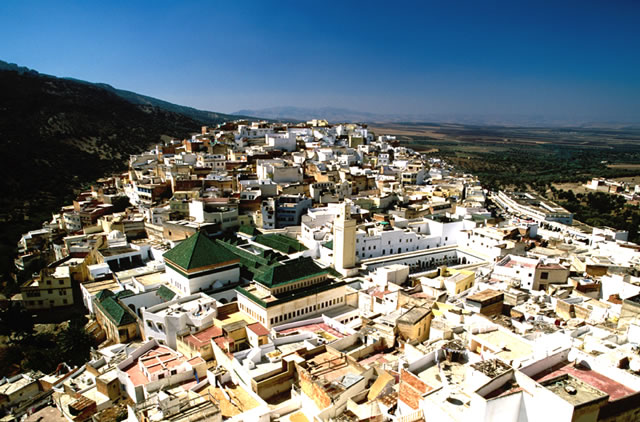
[333, 202, 357, 274]
[256, 159, 302, 184]
[163, 231, 240, 295]
[236, 257, 352, 329]
[117, 339, 207, 403]
[494, 191, 573, 225]
[461, 226, 526, 261]
[354, 217, 464, 261]
[141, 293, 217, 349]
[266, 130, 297, 152]
[260, 194, 312, 229]
[188, 200, 238, 230]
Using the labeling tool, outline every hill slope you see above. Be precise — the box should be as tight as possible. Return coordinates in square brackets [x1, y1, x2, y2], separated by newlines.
[0, 62, 243, 275]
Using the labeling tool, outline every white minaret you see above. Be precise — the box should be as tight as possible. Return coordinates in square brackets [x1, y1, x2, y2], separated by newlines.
[333, 200, 356, 274]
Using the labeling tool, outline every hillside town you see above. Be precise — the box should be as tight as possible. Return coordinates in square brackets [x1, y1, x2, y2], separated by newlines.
[5, 119, 640, 422]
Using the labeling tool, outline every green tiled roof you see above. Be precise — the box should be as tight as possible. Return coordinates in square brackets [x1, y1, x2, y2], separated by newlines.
[254, 234, 307, 254]
[237, 279, 347, 308]
[116, 289, 134, 299]
[95, 289, 115, 301]
[156, 285, 176, 302]
[326, 266, 344, 279]
[215, 239, 285, 278]
[163, 231, 240, 271]
[255, 257, 328, 287]
[98, 296, 136, 326]
[239, 225, 259, 236]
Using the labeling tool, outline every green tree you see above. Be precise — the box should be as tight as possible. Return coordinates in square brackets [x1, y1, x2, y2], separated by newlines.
[58, 317, 93, 367]
[0, 304, 34, 343]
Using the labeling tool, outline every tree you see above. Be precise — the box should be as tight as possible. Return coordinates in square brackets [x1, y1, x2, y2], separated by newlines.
[0, 304, 34, 343]
[21, 333, 60, 373]
[57, 317, 93, 367]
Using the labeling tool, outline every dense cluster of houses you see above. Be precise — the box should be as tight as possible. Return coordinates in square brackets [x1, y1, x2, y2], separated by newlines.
[5, 119, 640, 422]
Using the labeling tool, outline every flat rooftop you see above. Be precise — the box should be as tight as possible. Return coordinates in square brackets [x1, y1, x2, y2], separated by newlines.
[123, 346, 203, 387]
[306, 350, 362, 384]
[417, 360, 463, 388]
[467, 289, 503, 303]
[541, 374, 608, 406]
[99, 246, 138, 257]
[0, 375, 35, 395]
[503, 192, 571, 215]
[499, 257, 536, 269]
[52, 265, 70, 279]
[419, 360, 472, 420]
[277, 322, 345, 340]
[152, 296, 216, 318]
[116, 266, 165, 282]
[198, 381, 260, 418]
[132, 271, 168, 286]
[82, 278, 119, 294]
[472, 330, 533, 362]
[359, 351, 395, 367]
[24, 406, 68, 422]
[531, 361, 635, 401]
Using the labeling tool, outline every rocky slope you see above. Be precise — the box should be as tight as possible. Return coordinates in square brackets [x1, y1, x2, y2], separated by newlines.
[0, 62, 242, 276]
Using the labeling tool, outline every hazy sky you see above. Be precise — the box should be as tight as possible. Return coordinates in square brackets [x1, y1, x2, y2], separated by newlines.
[1, 0, 639, 122]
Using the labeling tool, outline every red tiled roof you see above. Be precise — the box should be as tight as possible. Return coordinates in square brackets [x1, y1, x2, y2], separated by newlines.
[184, 325, 223, 348]
[372, 290, 392, 299]
[187, 356, 205, 366]
[247, 322, 269, 336]
[534, 362, 635, 401]
[122, 344, 195, 386]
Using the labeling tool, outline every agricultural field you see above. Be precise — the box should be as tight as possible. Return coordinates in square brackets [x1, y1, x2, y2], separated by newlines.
[376, 122, 640, 190]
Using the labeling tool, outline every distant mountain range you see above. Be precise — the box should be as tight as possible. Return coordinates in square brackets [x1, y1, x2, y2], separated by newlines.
[0, 60, 257, 124]
[232, 106, 382, 123]
[233, 105, 639, 128]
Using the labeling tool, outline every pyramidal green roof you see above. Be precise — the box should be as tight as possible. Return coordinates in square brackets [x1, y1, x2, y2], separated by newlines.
[95, 289, 115, 301]
[163, 231, 239, 271]
[98, 296, 136, 326]
[255, 257, 328, 287]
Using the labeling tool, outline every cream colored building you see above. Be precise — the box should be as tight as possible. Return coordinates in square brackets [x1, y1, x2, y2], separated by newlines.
[420, 266, 475, 297]
[236, 257, 348, 329]
[21, 265, 74, 310]
[333, 201, 356, 274]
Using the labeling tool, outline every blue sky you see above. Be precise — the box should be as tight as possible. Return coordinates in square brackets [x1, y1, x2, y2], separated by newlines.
[1, 1, 639, 122]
